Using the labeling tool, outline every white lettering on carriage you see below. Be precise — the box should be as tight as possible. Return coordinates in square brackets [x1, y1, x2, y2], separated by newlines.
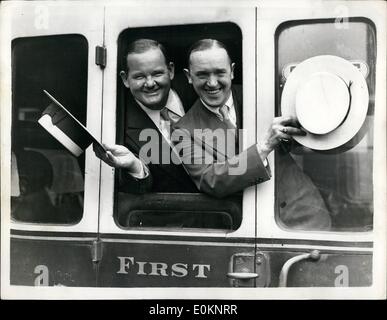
[117, 256, 210, 278]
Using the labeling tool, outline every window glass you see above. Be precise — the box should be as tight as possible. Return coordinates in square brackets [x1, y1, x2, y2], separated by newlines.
[115, 23, 243, 231]
[11, 35, 88, 224]
[116, 193, 242, 231]
[275, 20, 375, 232]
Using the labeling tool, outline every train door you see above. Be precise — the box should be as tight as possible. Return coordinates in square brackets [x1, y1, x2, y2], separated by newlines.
[96, 5, 270, 287]
[254, 1, 385, 291]
[5, 2, 105, 287]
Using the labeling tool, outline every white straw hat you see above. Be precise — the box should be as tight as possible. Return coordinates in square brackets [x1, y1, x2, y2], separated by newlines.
[281, 55, 369, 150]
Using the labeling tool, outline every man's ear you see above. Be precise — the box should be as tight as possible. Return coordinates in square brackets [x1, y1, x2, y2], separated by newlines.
[120, 71, 130, 88]
[230, 63, 235, 80]
[183, 68, 192, 84]
[168, 62, 175, 80]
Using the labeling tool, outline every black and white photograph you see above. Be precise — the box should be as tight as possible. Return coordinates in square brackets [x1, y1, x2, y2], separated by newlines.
[0, 0, 386, 303]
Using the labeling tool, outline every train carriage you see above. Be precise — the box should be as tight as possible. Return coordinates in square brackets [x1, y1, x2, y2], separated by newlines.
[1, 0, 386, 298]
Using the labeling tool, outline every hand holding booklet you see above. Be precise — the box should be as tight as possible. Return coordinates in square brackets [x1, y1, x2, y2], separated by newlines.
[38, 90, 106, 157]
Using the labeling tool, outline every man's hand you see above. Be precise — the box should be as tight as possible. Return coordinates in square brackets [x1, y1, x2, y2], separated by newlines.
[93, 143, 143, 175]
[257, 116, 306, 160]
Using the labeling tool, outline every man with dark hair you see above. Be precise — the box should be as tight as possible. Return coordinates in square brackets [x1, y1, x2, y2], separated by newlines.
[94, 39, 197, 192]
[172, 39, 331, 230]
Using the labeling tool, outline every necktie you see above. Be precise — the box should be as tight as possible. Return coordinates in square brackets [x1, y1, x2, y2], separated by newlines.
[160, 107, 181, 124]
[219, 104, 238, 155]
[219, 105, 236, 129]
[160, 107, 181, 141]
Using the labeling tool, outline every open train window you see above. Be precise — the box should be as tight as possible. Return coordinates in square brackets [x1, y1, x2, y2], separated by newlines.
[275, 19, 376, 232]
[114, 22, 243, 231]
[11, 34, 88, 224]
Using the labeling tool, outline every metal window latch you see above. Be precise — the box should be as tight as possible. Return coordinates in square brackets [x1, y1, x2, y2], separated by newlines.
[278, 250, 320, 287]
[228, 251, 271, 287]
[95, 46, 106, 69]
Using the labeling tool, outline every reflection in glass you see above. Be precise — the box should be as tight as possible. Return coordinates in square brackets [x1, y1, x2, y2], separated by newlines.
[275, 19, 375, 232]
[11, 35, 88, 224]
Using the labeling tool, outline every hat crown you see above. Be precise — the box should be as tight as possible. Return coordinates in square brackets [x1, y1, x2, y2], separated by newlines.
[281, 55, 369, 151]
[295, 72, 350, 135]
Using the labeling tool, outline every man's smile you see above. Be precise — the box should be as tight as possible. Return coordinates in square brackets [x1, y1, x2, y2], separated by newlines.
[205, 87, 222, 95]
[143, 88, 161, 95]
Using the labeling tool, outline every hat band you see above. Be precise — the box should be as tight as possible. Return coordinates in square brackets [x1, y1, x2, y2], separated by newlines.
[336, 80, 353, 129]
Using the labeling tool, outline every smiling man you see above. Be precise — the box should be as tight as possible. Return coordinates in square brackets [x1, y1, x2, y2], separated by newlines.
[173, 39, 272, 197]
[172, 39, 331, 230]
[94, 39, 197, 193]
[121, 42, 173, 111]
[185, 41, 235, 109]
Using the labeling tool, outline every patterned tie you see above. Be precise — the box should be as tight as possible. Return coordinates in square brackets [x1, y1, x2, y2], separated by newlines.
[160, 107, 181, 124]
[159, 107, 181, 141]
[219, 104, 238, 154]
[219, 105, 236, 129]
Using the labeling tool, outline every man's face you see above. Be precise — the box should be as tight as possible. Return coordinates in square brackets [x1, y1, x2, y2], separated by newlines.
[185, 47, 234, 108]
[121, 48, 174, 110]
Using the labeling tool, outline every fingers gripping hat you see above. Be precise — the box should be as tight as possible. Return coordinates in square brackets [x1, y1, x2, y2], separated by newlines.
[281, 55, 369, 151]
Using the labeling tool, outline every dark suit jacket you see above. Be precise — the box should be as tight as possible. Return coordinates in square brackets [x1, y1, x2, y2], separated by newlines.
[118, 90, 198, 193]
[173, 86, 331, 230]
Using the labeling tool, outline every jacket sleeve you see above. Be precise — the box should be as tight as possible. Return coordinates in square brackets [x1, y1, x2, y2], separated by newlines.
[172, 127, 271, 198]
[118, 160, 153, 194]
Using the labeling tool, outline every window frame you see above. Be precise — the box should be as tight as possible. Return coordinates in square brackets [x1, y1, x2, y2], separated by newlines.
[99, 5, 258, 239]
[273, 17, 376, 233]
[4, 2, 105, 234]
[255, 3, 385, 242]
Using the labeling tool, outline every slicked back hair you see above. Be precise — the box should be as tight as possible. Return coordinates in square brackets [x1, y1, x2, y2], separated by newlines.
[187, 39, 232, 68]
[124, 39, 169, 72]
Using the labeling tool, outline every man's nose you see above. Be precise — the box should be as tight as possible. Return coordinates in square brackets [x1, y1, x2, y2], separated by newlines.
[144, 76, 156, 88]
[206, 75, 218, 87]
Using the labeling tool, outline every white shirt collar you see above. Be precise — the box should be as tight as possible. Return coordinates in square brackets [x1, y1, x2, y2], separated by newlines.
[164, 89, 185, 117]
[136, 89, 185, 128]
[200, 93, 234, 119]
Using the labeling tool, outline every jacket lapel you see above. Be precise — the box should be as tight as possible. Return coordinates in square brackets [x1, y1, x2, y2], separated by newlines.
[232, 86, 243, 131]
[232, 86, 242, 153]
[125, 96, 157, 130]
[124, 93, 190, 184]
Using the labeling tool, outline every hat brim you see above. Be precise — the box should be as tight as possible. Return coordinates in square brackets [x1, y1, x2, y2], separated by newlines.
[38, 90, 105, 157]
[281, 55, 369, 151]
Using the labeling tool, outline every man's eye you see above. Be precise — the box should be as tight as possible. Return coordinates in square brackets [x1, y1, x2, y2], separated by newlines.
[196, 73, 208, 79]
[153, 71, 164, 77]
[133, 75, 145, 80]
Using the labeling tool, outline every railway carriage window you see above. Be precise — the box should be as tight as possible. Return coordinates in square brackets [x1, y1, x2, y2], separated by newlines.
[115, 23, 243, 231]
[275, 19, 375, 232]
[11, 35, 88, 224]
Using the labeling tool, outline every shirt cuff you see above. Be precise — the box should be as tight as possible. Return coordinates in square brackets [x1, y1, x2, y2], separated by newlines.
[256, 144, 269, 167]
[127, 161, 149, 180]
